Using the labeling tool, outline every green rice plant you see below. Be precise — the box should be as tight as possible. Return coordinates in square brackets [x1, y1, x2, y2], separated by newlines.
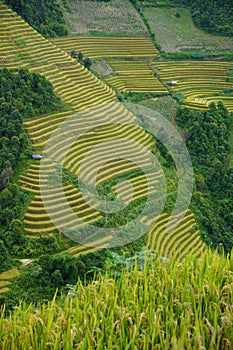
[0, 249, 232, 349]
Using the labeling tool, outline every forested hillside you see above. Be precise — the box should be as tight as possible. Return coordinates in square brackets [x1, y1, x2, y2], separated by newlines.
[191, 0, 233, 36]
[0, 68, 67, 271]
[176, 103, 233, 254]
[4, 0, 68, 37]
[0, 69, 66, 118]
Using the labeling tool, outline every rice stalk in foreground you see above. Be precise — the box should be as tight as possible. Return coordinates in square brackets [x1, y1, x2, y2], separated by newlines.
[0, 249, 232, 349]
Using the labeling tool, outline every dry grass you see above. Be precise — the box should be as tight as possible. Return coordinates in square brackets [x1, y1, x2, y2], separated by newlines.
[91, 59, 115, 78]
[62, 0, 147, 36]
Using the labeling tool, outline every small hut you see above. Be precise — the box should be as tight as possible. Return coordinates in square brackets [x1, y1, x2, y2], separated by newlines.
[32, 154, 42, 160]
[168, 80, 177, 86]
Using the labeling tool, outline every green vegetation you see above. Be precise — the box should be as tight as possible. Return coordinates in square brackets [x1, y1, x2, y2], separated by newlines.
[0, 68, 76, 268]
[142, 6, 233, 54]
[139, 95, 178, 122]
[134, 0, 233, 37]
[90, 59, 115, 79]
[0, 75, 31, 267]
[1, 250, 110, 309]
[4, 0, 68, 38]
[0, 250, 232, 349]
[176, 103, 233, 254]
[0, 0, 233, 338]
[70, 50, 92, 69]
[0, 104, 30, 176]
[174, 0, 233, 37]
[0, 68, 66, 118]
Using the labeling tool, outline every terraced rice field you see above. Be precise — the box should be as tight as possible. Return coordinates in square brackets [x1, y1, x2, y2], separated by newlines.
[105, 60, 167, 92]
[0, 4, 156, 243]
[112, 171, 163, 204]
[51, 36, 159, 59]
[19, 162, 102, 237]
[150, 61, 233, 111]
[21, 111, 156, 237]
[0, 2, 116, 111]
[0, 269, 19, 295]
[0, 2, 205, 258]
[145, 210, 205, 260]
[64, 236, 112, 258]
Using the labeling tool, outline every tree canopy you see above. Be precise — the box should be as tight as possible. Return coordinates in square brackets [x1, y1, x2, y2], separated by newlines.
[176, 103, 233, 253]
[0, 68, 66, 118]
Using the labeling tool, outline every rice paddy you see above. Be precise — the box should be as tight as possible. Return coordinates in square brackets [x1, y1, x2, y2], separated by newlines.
[150, 60, 233, 111]
[1, 1, 206, 259]
[0, 269, 20, 295]
[145, 210, 205, 260]
[105, 60, 167, 92]
[51, 36, 159, 59]
[0, 2, 232, 347]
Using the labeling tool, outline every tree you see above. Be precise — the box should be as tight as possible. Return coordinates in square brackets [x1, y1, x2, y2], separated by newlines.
[0, 188, 13, 208]
[70, 49, 77, 59]
[78, 52, 83, 61]
[38, 254, 54, 273]
[5, 0, 68, 38]
[83, 57, 92, 69]
[51, 270, 64, 287]
[0, 167, 13, 189]
[0, 239, 9, 265]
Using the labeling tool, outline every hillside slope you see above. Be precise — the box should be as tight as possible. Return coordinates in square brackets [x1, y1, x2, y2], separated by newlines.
[0, 0, 205, 261]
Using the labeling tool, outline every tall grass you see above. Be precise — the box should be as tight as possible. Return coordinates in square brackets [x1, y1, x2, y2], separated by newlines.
[0, 249, 232, 349]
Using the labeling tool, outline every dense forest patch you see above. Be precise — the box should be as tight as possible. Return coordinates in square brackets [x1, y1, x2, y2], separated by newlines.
[176, 103, 233, 253]
[0, 68, 66, 118]
[174, 0, 233, 37]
